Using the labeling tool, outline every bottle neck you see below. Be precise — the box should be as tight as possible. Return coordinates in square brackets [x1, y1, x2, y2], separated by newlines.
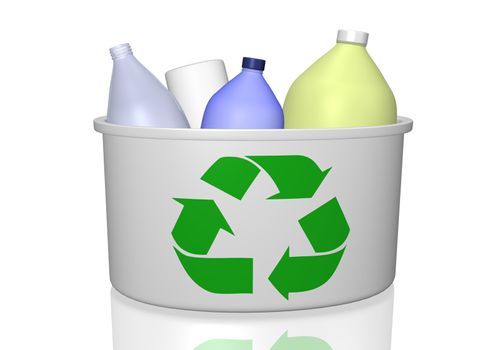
[242, 68, 263, 75]
[336, 42, 367, 49]
[110, 43, 133, 61]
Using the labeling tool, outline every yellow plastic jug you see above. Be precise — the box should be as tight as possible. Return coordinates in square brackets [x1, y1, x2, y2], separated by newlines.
[284, 30, 397, 128]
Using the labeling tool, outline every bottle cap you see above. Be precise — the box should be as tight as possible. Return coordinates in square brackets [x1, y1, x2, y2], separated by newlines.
[242, 57, 266, 71]
[336, 30, 369, 46]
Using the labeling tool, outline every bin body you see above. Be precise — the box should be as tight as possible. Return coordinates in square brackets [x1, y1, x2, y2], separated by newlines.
[95, 117, 412, 312]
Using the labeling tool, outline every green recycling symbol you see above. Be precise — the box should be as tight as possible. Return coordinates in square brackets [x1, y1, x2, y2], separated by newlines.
[172, 155, 350, 299]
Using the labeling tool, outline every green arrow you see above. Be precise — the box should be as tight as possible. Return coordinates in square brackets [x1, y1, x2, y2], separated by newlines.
[194, 339, 252, 350]
[271, 332, 332, 350]
[175, 248, 253, 294]
[246, 155, 331, 199]
[172, 198, 233, 255]
[298, 197, 350, 253]
[268, 247, 345, 300]
[201, 157, 261, 200]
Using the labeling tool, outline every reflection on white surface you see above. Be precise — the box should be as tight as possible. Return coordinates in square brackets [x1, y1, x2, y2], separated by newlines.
[111, 286, 394, 350]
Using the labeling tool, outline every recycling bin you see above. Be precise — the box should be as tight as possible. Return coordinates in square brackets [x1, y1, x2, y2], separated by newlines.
[94, 117, 412, 312]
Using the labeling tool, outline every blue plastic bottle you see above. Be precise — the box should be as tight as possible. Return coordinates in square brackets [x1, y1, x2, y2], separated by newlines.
[201, 57, 284, 129]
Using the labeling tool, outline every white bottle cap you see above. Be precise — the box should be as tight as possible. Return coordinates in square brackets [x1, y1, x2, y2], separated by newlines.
[337, 30, 369, 46]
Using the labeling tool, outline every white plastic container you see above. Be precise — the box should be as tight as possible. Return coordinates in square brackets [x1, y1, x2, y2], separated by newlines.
[165, 60, 228, 128]
[94, 117, 412, 312]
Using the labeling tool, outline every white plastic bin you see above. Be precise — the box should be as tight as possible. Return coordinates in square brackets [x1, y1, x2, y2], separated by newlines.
[94, 117, 412, 312]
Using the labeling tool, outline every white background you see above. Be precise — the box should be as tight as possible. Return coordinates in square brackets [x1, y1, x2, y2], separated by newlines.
[1, 0, 499, 348]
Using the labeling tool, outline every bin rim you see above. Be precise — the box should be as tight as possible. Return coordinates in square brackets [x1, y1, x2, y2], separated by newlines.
[94, 116, 412, 141]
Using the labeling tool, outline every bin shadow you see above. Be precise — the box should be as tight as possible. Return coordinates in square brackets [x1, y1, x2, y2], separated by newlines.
[111, 286, 394, 350]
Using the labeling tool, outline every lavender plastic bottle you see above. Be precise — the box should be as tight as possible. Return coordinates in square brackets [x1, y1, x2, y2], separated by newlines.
[107, 43, 190, 128]
[201, 57, 284, 129]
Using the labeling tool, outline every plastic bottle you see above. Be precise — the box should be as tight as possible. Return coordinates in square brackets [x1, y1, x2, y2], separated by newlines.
[165, 60, 228, 128]
[106, 43, 190, 128]
[201, 57, 284, 129]
[283, 30, 397, 128]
